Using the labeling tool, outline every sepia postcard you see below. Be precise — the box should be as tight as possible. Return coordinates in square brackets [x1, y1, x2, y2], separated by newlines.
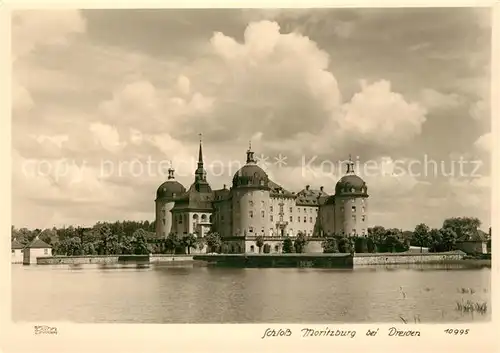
[1, 1, 499, 353]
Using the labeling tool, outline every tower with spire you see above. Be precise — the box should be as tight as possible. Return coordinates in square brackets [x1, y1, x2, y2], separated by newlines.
[191, 133, 211, 193]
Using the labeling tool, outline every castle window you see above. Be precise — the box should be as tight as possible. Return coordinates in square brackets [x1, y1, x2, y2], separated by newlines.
[362, 215, 366, 222]
[310, 217, 313, 223]
[304, 208, 306, 212]
[362, 206, 365, 213]
[290, 216, 293, 222]
[274, 245, 279, 252]
[289, 207, 293, 213]
[44, 249, 48, 255]
[352, 206, 356, 212]
[298, 208, 300, 213]
[249, 227, 254, 233]
[250, 245, 255, 252]
[249, 200, 254, 207]
[297, 217, 300, 222]
[261, 210, 265, 218]
[261, 201, 265, 207]
[270, 215, 274, 222]
[352, 215, 356, 222]
[303, 217, 307, 223]
[270, 206, 273, 212]
[193, 214, 199, 220]
[249, 211, 253, 218]
[201, 214, 207, 221]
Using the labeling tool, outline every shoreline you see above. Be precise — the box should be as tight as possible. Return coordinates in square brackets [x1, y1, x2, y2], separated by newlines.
[29, 251, 491, 268]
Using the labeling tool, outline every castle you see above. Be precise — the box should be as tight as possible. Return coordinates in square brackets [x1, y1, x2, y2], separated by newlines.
[155, 139, 369, 253]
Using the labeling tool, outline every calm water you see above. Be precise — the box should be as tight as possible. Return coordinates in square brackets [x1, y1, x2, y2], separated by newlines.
[12, 263, 491, 323]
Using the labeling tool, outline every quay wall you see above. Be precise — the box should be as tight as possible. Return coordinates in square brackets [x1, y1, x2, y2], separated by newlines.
[193, 254, 353, 268]
[353, 251, 466, 266]
[37, 254, 195, 265]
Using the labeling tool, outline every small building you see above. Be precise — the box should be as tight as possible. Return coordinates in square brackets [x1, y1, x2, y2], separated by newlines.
[23, 236, 52, 265]
[455, 229, 488, 255]
[11, 238, 24, 264]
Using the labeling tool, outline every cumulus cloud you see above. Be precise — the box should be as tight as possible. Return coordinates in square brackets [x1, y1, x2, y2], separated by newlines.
[469, 99, 489, 120]
[89, 122, 125, 153]
[339, 80, 427, 147]
[474, 132, 491, 152]
[419, 88, 465, 110]
[12, 78, 34, 114]
[12, 10, 86, 60]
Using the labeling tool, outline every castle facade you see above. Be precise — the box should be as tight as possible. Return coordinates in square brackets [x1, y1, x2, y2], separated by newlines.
[155, 140, 369, 253]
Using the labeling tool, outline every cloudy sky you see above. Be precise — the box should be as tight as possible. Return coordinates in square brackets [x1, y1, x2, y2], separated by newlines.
[12, 8, 491, 231]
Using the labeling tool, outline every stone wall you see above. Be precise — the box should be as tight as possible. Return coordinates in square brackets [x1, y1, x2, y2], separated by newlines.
[353, 251, 465, 266]
[149, 255, 194, 263]
[37, 254, 195, 265]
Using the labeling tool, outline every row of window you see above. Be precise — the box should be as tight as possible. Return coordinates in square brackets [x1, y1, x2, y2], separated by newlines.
[248, 211, 315, 224]
[248, 202, 317, 214]
[340, 206, 366, 213]
[246, 227, 312, 235]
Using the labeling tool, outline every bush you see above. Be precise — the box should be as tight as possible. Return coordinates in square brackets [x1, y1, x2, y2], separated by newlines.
[322, 238, 339, 253]
[354, 237, 368, 253]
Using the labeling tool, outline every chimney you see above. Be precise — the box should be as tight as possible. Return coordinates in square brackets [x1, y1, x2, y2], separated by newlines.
[306, 185, 310, 191]
[320, 186, 324, 192]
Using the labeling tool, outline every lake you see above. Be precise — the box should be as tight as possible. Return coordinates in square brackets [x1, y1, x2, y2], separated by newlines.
[11, 263, 491, 323]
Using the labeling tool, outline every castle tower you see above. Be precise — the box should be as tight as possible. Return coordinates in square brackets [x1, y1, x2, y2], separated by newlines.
[231, 142, 271, 241]
[333, 156, 369, 236]
[155, 165, 186, 238]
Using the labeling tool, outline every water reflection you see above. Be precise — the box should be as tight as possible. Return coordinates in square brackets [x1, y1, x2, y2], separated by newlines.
[11, 264, 491, 324]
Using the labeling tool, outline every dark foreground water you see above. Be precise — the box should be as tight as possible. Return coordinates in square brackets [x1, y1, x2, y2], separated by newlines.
[12, 263, 491, 323]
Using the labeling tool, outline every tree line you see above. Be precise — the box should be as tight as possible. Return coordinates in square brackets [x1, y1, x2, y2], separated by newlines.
[11, 216, 490, 256]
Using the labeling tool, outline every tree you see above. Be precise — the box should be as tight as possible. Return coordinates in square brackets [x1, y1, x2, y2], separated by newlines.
[255, 235, 264, 253]
[182, 233, 198, 255]
[282, 237, 294, 253]
[59, 236, 82, 256]
[442, 217, 481, 240]
[337, 237, 353, 253]
[165, 233, 180, 254]
[354, 237, 368, 253]
[439, 227, 458, 251]
[413, 223, 430, 253]
[428, 228, 444, 252]
[294, 233, 308, 253]
[366, 236, 377, 253]
[322, 238, 339, 253]
[205, 231, 222, 253]
[132, 229, 150, 255]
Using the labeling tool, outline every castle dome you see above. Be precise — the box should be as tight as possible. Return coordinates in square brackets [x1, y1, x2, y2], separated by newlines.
[232, 144, 269, 189]
[156, 168, 186, 200]
[335, 156, 368, 196]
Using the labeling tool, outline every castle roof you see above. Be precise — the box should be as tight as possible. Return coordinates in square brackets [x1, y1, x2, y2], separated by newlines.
[335, 156, 368, 197]
[296, 185, 329, 206]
